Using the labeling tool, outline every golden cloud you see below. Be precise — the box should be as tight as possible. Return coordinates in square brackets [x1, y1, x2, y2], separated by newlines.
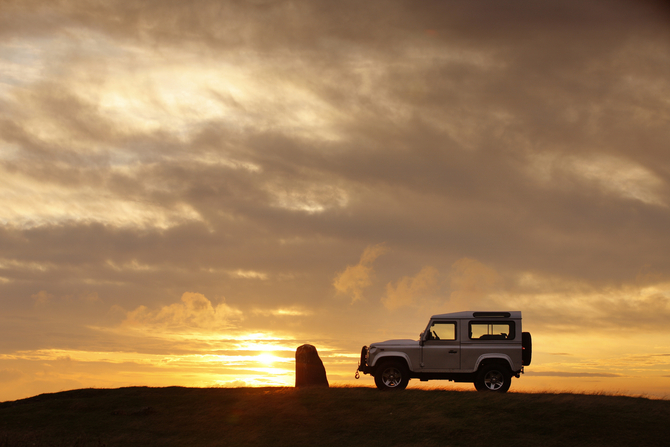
[123, 292, 242, 332]
[333, 243, 389, 303]
[382, 265, 440, 310]
[448, 258, 502, 310]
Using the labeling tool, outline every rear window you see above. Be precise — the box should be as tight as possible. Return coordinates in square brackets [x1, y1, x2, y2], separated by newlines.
[469, 321, 515, 340]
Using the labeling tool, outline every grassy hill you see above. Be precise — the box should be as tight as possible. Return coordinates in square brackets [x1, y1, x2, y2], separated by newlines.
[1, 386, 669, 447]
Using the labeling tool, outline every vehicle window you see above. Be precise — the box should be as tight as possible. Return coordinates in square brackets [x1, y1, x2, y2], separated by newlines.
[469, 322, 515, 340]
[426, 322, 456, 341]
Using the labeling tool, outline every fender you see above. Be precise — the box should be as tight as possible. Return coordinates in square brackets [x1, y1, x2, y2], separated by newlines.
[370, 351, 415, 371]
[474, 353, 514, 372]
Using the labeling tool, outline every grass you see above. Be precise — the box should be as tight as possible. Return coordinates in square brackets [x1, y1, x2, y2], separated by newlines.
[1, 386, 669, 447]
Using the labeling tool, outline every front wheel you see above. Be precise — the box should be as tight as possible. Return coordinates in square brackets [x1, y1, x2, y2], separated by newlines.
[474, 364, 512, 393]
[374, 361, 410, 391]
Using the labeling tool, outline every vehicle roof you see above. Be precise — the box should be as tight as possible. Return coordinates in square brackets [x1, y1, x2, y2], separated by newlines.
[430, 311, 522, 319]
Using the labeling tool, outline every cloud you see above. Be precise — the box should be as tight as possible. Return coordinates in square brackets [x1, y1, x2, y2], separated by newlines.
[382, 266, 440, 310]
[526, 152, 667, 207]
[1, 0, 670, 400]
[252, 307, 312, 317]
[526, 371, 623, 378]
[31, 290, 55, 305]
[333, 243, 389, 303]
[123, 292, 242, 332]
[448, 258, 502, 310]
[31, 290, 101, 307]
[229, 270, 269, 280]
[499, 271, 670, 333]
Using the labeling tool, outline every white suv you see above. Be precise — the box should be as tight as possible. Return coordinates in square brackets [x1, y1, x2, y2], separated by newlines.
[356, 311, 532, 392]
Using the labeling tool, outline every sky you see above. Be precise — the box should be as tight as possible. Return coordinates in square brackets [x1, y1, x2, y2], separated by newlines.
[1, 0, 670, 402]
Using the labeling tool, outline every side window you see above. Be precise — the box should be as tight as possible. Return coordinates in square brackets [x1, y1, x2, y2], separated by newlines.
[469, 322, 515, 340]
[426, 322, 456, 341]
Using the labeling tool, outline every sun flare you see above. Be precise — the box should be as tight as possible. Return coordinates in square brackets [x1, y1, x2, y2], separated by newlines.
[256, 353, 279, 365]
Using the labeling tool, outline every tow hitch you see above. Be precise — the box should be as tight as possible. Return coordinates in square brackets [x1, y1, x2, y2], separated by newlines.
[355, 346, 368, 379]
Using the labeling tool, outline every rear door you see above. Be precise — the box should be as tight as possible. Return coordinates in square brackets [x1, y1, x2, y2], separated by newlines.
[461, 319, 519, 371]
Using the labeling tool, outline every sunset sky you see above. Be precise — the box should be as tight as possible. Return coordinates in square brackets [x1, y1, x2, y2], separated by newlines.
[1, 0, 670, 402]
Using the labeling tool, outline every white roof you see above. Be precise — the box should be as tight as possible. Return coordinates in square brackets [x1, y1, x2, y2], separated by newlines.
[430, 311, 522, 319]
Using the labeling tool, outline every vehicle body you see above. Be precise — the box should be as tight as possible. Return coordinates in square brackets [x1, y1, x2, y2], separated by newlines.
[356, 311, 532, 392]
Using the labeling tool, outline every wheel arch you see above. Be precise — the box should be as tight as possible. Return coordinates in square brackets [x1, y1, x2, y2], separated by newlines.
[371, 353, 412, 374]
[474, 354, 514, 373]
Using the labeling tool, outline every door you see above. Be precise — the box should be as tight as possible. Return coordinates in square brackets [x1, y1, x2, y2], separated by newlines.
[421, 321, 461, 371]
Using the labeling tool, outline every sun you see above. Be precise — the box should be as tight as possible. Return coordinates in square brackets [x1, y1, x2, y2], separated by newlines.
[256, 353, 277, 365]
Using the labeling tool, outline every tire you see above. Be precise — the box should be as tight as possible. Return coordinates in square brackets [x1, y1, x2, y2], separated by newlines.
[374, 360, 410, 391]
[474, 364, 512, 393]
[522, 332, 532, 366]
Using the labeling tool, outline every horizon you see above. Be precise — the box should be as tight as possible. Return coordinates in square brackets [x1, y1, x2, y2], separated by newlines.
[1, 0, 670, 402]
[4, 381, 669, 404]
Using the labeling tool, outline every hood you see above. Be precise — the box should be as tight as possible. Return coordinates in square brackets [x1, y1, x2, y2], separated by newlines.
[370, 339, 418, 348]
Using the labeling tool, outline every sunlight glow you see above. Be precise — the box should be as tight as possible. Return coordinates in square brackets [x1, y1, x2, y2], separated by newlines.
[256, 353, 277, 365]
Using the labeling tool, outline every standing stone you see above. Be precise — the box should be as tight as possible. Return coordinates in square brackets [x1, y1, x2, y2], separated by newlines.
[295, 344, 329, 387]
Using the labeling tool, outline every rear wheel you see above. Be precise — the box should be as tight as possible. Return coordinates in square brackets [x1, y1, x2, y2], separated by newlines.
[374, 361, 410, 391]
[474, 364, 512, 393]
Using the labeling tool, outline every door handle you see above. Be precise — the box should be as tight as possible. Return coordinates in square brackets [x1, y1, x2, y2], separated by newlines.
[449, 350, 458, 354]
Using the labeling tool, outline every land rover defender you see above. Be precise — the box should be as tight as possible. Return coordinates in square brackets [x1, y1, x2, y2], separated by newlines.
[356, 311, 532, 392]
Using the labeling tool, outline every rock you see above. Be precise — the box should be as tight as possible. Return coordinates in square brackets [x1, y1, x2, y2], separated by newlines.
[295, 344, 329, 387]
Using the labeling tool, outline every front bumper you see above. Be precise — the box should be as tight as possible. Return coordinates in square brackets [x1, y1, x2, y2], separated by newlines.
[357, 346, 372, 375]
